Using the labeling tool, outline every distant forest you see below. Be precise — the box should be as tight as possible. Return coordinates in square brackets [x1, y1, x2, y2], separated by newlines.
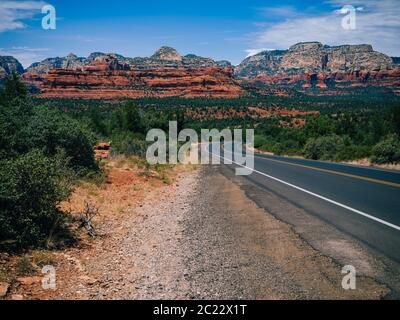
[37, 87, 400, 164]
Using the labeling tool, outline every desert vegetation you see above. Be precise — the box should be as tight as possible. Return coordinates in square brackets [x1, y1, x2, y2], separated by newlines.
[39, 88, 400, 164]
[0, 74, 98, 250]
[0, 74, 188, 252]
[0, 72, 399, 300]
[1, 73, 400, 251]
[254, 107, 400, 163]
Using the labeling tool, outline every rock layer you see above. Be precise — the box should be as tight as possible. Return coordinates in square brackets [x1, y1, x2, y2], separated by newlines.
[26, 47, 232, 75]
[16, 42, 400, 97]
[27, 55, 244, 99]
[235, 42, 399, 90]
[0, 56, 24, 80]
[26, 53, 86, 75]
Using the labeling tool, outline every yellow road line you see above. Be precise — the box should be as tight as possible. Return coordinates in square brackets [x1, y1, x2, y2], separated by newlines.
[255, 155, 400, 188]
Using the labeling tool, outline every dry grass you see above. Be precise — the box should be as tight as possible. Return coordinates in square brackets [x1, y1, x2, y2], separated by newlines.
[0, 155, 198, 300]
[60, 155, 196, 222]
[31, 251, 58, 268]
[15, 256, 36, 276]
[250, 146, 400, 171]
[0, 251, 57, 286]
[344, 158, 400, 171]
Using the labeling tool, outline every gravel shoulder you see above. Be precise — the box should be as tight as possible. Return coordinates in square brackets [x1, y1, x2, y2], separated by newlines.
[182, 166, 389, 300]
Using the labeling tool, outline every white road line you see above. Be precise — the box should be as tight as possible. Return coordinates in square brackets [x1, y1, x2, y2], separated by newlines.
[214, 153, 400, 232]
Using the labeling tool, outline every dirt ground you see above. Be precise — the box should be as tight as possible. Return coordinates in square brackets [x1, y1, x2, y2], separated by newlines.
[0, 160, 391, 300]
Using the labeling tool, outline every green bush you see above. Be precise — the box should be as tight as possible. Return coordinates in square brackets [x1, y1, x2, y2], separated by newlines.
[254, 135, 269, 149]
[303, 135, 344, 161]
[19, 108, 98, 172]
[0, 150, 74, 248]
[0, 72, 27, 103]
[0, 95, 33, 160]
[110, 133, 148, 158]
[0, 74, 97, 250]
[336, 145, 371, 161]
[270, 143, 283, 155]
[274, 139, 301, 156]
[371, 135, 400, 164]
[109, 103, 144, 135]
[1, 77, 97, 173]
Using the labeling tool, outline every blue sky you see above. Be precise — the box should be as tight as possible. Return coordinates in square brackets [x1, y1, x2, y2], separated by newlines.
[0, 0, 399, 67]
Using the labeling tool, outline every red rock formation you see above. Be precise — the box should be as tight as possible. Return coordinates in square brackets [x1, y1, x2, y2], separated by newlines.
[247, 69, 400, 90]
[236, 42, 400, 93]
[94, 141, 111, 160]
[24, 55, 245, 99]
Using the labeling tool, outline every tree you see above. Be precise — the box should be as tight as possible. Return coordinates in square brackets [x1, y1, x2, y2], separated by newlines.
[0, 73, 99, 250]
[304, 115, 334, 138]
[371, 135, 400, 164]
[0, 150, 73, 248]
[391, 105, 400, 136]
[0, 72, 27, 102]
[303, 135, 345, 161]
[0, 77, 33, 160]
[19, 108, 98, 171]
[123, 103, 143, 133]
[88, 106, 108, 136]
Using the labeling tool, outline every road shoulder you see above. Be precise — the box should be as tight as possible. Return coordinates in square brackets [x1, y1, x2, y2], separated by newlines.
[218, 165, 400, 298]
[183, 166, 389, 299]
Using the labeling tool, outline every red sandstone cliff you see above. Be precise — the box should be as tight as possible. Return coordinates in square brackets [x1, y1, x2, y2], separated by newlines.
[19, 43, 400, 98]
[235, 42, 400, 92]
[249, 69, 400, 89]
[23, 55, 244, 99]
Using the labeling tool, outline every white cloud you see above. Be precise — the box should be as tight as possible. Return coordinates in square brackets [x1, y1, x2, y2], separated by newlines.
[0, 47, 49, 68]
[253, 0, 400, 57]
[245, 48, 274, 58]
[0, 1, 46, 32]
[259, 6, 300, 18]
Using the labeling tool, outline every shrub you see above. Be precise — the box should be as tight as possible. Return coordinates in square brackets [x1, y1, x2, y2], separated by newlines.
[303, 135, 344, 161]
[0, 72, 27, 102]
[15, 256, 36, 275]
[270, 143, 284, 155]
[0, 75, 95, 250]
[0, 93, 33, 160]
[110, 133, 148, 158]
[336, 145, 371, 161]
[254, 135, 269, 149]
[275, 139, 301, 156]
[19, 108, 98, 172]
[0, 150, 73, 249]
[371, 135, 400, 164]
[109, 103, 144, 135]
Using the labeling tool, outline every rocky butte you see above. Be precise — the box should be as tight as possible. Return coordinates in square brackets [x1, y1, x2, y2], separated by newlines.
[235, 42, 400, 91]
[0, 56, 24, 81]
[23, 47, 244, 99]
[9, 42, 400, 98]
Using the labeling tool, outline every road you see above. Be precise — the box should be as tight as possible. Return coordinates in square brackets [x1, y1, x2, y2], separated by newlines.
[219, 149, 400, 263]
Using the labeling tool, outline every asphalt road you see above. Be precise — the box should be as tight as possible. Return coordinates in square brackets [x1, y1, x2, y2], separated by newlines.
[219, 149, 400, 263]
